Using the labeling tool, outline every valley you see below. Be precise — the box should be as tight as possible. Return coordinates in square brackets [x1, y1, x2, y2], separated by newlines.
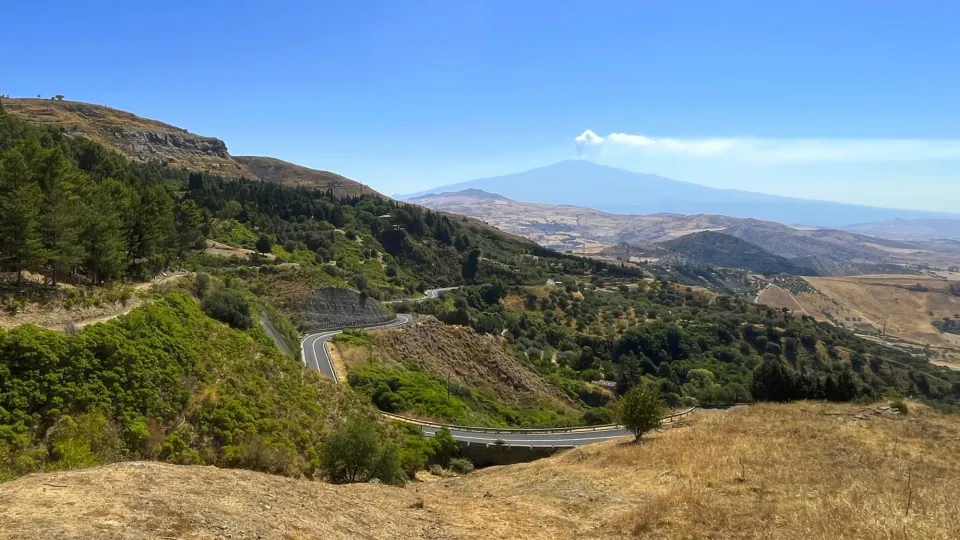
[409, 189, 960, 276]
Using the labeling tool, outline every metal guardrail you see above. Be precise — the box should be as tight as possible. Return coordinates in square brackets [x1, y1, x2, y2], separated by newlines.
[380, 406, 697, 435]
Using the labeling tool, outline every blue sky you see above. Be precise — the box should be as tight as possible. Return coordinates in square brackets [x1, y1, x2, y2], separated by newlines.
[3, 1, 960, 210]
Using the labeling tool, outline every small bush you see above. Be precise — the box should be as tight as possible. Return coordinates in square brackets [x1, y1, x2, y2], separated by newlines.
[192, 273, 212, 299]
[891, 399, 908, 415]
[448, 457, 474, 475]
[201, 289, 252, 329]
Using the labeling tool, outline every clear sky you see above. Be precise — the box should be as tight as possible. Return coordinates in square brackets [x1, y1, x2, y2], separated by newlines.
[3, 1, 960, 210]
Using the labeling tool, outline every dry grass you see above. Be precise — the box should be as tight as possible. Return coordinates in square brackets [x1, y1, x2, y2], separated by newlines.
[204, 240, 276, 261]
[756, 284, 809, 314]
[233, 156, 383, 198]
[801, 275, 960, 349]
[2, 403, 959, 539]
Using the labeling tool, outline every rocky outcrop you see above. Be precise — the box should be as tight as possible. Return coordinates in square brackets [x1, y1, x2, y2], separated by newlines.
[4, 99, 256, 179]
[299, 287, 390, 332]
[113, 126, 229, 159]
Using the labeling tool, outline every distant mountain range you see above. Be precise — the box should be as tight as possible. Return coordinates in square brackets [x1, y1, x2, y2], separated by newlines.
[408, 188, 960, 275]
[397, 160, 960, 228]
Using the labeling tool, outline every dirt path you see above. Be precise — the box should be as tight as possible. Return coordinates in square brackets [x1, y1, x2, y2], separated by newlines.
[0, 272, 190, 332]
[755, 283, 810, 316]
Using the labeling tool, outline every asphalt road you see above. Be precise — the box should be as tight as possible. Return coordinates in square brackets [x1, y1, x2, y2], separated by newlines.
[300, 288, 633, 447]
[424, 286, 458, 299]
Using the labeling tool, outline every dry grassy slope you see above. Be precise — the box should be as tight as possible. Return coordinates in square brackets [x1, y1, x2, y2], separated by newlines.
[798, 275, 960, 346]
[233, 156, 385, 198]
[337, 316, 577, 411]
[3, 402, 959, 539]
[4, 98, 256, 179]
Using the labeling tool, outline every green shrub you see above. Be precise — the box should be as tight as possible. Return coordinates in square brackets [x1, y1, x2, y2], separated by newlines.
[321, 418, 405, 485]
[193, 273, 212, 299]
[428, 428, 458, 467]
[201, 289, 252, 329]
[581, 406, 615, 425]
[448, 457, 474, 475]
[891, 399, 908, 415]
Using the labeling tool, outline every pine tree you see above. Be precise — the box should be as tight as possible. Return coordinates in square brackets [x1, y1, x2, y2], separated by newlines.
[81, 181, 128, 284]
[461, 249, 481, 281]
[176, 199, 206, 256]
[129, 186, 177, 274]
[35, 146, 87, 285]
[0, 146, 44, 286]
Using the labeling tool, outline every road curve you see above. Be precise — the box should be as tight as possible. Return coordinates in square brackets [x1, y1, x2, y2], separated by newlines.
[300, 288, 644, 447]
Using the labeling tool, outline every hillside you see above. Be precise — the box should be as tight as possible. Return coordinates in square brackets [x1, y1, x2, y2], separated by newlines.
[234, 156, 384, 198]
[411, 189, 960, 275]
[757, 274, 960, 365]
[409, 189, 741, 253]
[658, 231, 815, 275]
[3, 402, 959, 539]
[2, 98, 390, 201]
[3, 98, 256, 179]
[848, 218, 960, 241]
[398, 159, 960, 227]
[330, 317, 582, 426]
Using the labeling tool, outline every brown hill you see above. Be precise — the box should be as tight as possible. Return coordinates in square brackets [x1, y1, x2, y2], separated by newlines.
[234, 156, 384, 198]
[3, 99, 382, 200]
[3, 98, 256, 179]
[2, 402, 957, 539]
[412, 190, 960, 274]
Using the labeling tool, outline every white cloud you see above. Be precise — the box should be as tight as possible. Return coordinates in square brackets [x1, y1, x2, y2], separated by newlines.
[577, 131, 960, 163]
[574, 129, 604, 145]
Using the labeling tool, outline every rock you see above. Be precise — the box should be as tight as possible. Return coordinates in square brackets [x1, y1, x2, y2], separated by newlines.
[299, 287, 391, 331]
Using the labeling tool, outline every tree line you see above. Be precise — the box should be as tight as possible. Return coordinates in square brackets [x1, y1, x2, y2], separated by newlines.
[0, 100, 205, 286]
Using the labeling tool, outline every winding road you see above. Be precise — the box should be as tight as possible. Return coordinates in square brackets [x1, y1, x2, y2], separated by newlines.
[300, 288, 692, 448]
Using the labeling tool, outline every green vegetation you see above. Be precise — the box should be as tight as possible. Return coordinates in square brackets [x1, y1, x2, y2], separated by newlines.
[934, 316, 960, 335]
[1, 293, 338, 480]
[618, 385, 665, 441]
[348, 364, 580, 427]
[0, 290, 449, 484]
[413, 275, 960, 413]
[321, 418, 403, 485]
[200, 288, 253, 330]
[0, 100, 204, 286]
